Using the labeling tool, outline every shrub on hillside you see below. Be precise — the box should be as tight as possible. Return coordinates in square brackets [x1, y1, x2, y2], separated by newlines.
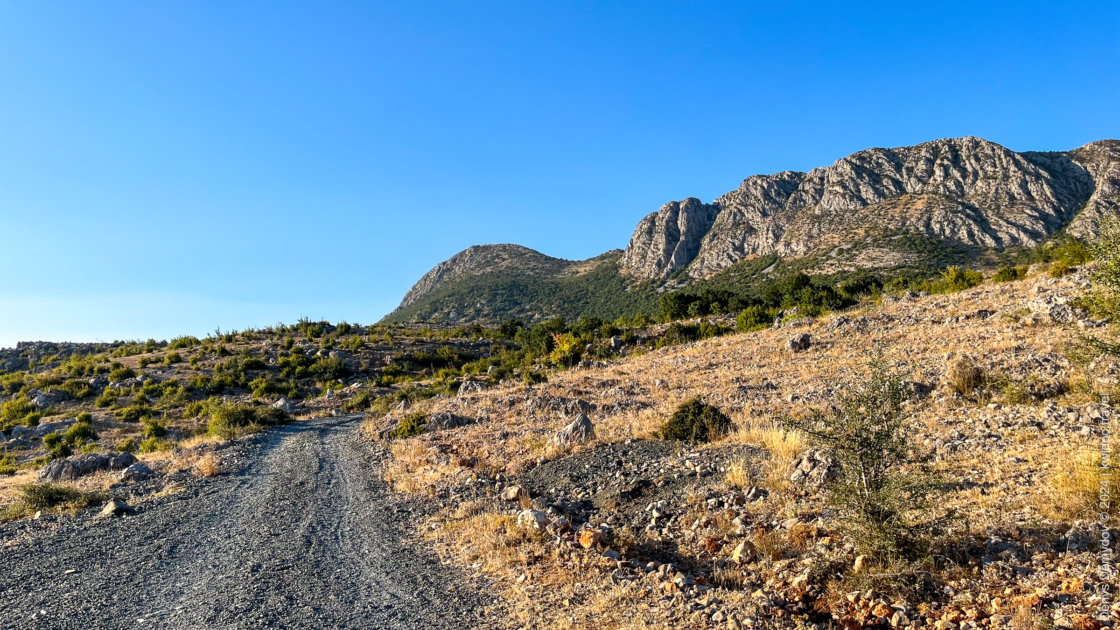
[737, 306, 778, 333]
[207, 402, 289, 439]
[993, 265, 1028, 282]
[947, 356, 984, 397]
[655, 399, 733, 443]
[108, 367, 136, 382]
[549, 333, 582, 368]
[783, 356, 945, 561]
[309, 356, 352, 382]
[928, 267, 983, 294]
[2, 483, 107, 520]
[388, 412, 427, 439]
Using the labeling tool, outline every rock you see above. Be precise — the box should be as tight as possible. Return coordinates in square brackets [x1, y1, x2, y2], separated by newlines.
[517, 509, 548, 531]
[789, 449, 838, 488]
[29, 389, 69, 408]
[95, 499, 135, 519]
[601, 550, 621, 561]
[109, 452, 138, 470]
[39, 453, 111, 481]
[120, 462, 154, 482]
[327, 350, 350, 360]
[578, 528, 605, 549]
[458, 380, 485, 397]
[272, 398, 299, 414]
[620, 197, 722, 279]
[547, 414, 595, 448]
[853, 555, 867, 574]
[732, 540, 757, 564]
[501, 485, 527, 502]
[426, 412, 472, 430]
[787, 334, 811, 352]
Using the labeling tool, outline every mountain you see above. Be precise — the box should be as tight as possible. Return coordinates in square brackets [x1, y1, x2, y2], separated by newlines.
[385, 137, 1120, 324]
[381, 246, 660, 324]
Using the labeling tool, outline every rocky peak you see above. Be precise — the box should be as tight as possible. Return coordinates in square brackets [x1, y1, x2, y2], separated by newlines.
[621, 136, 1116, 280]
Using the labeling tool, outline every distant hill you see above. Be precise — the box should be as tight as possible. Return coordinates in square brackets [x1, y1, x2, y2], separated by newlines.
[385, 137, 1120, 324]
[381, 246, 661, 324]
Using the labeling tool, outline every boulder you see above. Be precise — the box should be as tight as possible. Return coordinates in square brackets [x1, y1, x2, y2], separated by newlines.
[39, 453, 111, 481]
[427, 412, 472, 430]
[29, 389, 69, 408]
[786, 334, 811, 352]
[272, 398, 299, 414]
[517, 509, 548, 531]
[547, 414, 595, 448]
[109, 452, 139, 470]
[95, 499, 136, 519]
[501, 485, 527, 502]
[120, 462, 154, 482]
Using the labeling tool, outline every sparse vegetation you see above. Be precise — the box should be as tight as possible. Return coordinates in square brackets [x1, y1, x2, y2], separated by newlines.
[655, 398, 733, 443]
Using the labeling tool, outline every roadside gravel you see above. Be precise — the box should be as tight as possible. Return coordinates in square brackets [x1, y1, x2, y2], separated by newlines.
[0, 414, 495, 629]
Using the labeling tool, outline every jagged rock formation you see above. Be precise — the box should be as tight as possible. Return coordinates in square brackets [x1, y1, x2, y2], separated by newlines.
[621, 137, 1120, 279]
[389, 137, 1120, 323]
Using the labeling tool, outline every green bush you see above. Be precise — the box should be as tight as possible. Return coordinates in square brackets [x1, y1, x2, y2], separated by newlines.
[656, 322, 701, 348]
[117, 438, 137, 453]
[0, 396, 36, 424]
[928, 267, 983, 294]
[655, 399, 733, 443]
[522, 370, 548, 386]
[109, 367, 136, 382]
[64, 422, 99, 445]
[114, 404, 153, 423]
[142, 419, 167, 438]
[736, 306, 778, 333]
[1050, 260, 1073, 278]
[388, 412, 427, 439]
[165, 352, 183, 365]
[42, 432, 72, 460]
[309, 356, 352, 381]
[2, 482, 107, 520]
[993, 265, 1027, 282]
[208, 402, 289, 439]
[0, 450, 17, 476]
[783, 356, 944, 561]
[139, 436, 175, 453]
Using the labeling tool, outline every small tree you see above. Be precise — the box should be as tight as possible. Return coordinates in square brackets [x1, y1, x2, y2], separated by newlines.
[783, 356, 943, 561]
[1079, 213, 1120, 358]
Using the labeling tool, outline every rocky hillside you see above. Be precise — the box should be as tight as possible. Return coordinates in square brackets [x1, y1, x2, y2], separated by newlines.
[389, 137, 1120, 324]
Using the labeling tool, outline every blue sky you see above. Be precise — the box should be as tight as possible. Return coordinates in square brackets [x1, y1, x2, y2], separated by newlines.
[1, 1, 1118, 347]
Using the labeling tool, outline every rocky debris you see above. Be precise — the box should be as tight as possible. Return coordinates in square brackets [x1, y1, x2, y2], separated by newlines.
[458, 380, 486, 397]
[501, 485, 527, 502]
[95, 499, 136, 519]
[120, 462, 154, 482]
[547, 414, 595, 448]
[28, 388, 69, 408]
[427, 412, 472, 430]
[8, 417, 77, 440]
[39, 451, 139, 481]
[786, 334, 811, 352]
[789, 449, 838, 488]
[272, 397, 299, 414]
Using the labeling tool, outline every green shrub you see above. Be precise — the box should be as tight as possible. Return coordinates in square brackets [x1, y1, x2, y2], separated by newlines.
[138, 357, 151, 368]
[2, 482, 107, 520]
[64, 422, 99, 445]
[656, 322, 700, 348]
[207, 402, 289, 439]
[548, 333, 582, 368]
[522, 370, 548, 386]
[22, 411, 41, 427]
[655, 399, 733, 443]
[139, 436, 175, 453]
[42, 432, 72, 460]
[388, 412, 427, 439]
[142, 419, 167, 438]
[993, 265, 1028, 282]
[0, 396, 36, 423]
[1050, 260, 1073, 278]
[117, 438, 137, 453]
[0, 450, 17, 476]
[783, 356, 944, 561]
[736, 306, 778, 333]
[75, 412, 92, 423]
[109, 367, 136, 382]
[165, 352, 183, 365]
[309, 356, 352, 381]
[114, 404, 153, 423]
[928, 267, 983, 294]
[58, 379, 93, 399]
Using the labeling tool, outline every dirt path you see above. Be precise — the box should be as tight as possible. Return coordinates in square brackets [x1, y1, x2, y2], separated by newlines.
[0, 415, 493, 629]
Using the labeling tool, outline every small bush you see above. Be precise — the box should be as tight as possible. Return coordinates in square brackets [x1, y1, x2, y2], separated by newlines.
[108, 367, 136, 382]
[737, 306, 778, 333]
[142, 419, 167, 438]
[0, 450, 17, 476]
[139, 436, 175, 453]
[117, 438, 137, 453]
[309, 356, 352, 381]
[114, 404, 154, 423]
[548, 333, 582, 368]
[2, 482, 107, 520]
[388, 412, 427, 439]
[196, 452, 221, 477]
[208, 402, 289, 438]
[929, 267, 983, 294]
[522, 370, 548, 386]
[656, 322, 701, 348]
[655, 398, 733, 443]
[1050, 260, 1073, 278]
[165, 352, 183, 365]
[947, 356, 983, 397]
[993, 265, 1028, 282]
[0, 396, 36, 424]
[64, 421, 99, 445]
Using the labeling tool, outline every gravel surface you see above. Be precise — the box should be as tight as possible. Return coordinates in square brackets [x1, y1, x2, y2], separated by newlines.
[0, 414, 495, 629]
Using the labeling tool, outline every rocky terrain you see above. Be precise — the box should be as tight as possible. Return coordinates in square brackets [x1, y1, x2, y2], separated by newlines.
[371, 264, 1120, 629]
[388, 137, 1119, 325]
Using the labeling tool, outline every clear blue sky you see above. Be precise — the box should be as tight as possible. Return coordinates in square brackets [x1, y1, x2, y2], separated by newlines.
[1, 1, 1118, 347]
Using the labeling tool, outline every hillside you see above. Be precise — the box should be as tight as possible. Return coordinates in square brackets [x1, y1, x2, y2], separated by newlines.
[386, 137, 1120, 324]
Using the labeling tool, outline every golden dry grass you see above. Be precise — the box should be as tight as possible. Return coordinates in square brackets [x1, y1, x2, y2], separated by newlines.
[195, 452, 221, 477]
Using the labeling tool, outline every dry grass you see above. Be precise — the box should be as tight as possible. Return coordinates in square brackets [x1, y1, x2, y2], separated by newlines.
[1043, 442, 1115, 521]
[732, 419, 805, 491]
[195, 452, 221, 477]
[382, 438, 459, 494]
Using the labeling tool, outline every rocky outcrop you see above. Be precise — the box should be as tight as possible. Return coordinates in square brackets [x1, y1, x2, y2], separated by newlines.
[619, 198, 721, 279]
[622, 137, 1115, 280]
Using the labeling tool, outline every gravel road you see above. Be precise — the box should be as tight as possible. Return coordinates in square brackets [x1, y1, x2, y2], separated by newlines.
[0, 414, 495, 629]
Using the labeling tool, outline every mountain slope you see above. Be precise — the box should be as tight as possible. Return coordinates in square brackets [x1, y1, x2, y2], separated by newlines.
[387, 137, 1120, 324]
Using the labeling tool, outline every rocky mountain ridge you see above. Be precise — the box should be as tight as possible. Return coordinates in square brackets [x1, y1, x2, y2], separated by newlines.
[387, 136, 1120, 323]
